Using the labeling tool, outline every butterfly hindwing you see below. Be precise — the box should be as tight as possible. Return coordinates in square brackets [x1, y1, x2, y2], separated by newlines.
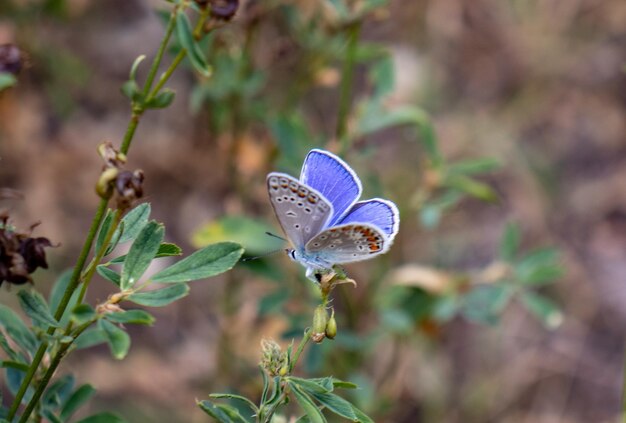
[338, 199, 399, 241]
[300, 149, 362, 225]
[304, 223, 390, 264]
[267, 172, 333, 249]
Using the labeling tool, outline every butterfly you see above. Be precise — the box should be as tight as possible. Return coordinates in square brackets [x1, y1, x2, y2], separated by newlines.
[267, 149, 399, 281]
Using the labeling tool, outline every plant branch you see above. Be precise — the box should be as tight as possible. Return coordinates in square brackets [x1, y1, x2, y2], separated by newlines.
[336, 22, 361, 156]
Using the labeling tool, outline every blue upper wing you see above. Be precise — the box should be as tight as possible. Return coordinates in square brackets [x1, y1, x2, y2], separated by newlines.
[338, 199, 399, 240]
[300, 149, 362, 226]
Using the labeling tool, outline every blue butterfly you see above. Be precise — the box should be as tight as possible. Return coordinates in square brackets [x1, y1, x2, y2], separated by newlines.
[267, 149, 399, 281]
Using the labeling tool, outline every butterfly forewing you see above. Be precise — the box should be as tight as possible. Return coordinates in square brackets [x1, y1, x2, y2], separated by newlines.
[267, 172, 333, 249]
[305, 223, 390, 264]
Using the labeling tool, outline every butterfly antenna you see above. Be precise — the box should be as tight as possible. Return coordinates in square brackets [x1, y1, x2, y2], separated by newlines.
[265, 231, 286, 242]
[241, 249, 283, 262]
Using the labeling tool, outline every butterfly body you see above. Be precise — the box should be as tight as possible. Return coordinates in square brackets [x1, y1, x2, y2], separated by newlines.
[267, 149, 399, 281]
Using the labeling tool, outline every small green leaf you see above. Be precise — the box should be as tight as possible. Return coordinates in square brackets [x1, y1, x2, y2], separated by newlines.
[519, 265, 563, 286]
[104, 310, 155, 325]
[0, 73, 17, 91]
[110, 242, 182, 264]
[48, 269, 73, 316]
[290, 384, 326, 423]
[74, 328, 108, 350]
[71, 304, 96, 325]
[127, 284, 190, 307]
[310, 392, 357, 421]
[209, 393, 259, 413]
[288, 377, 331, 394]
[17, 289, 59, 328]
[445, 174, 497, 202]
[145, 89, 175, 108]
[197, 400, 249, 423]
[447, 158, 500, 175]
[520, 292, 563, 329]
[151, 242, 243, 283]
[461, 284, 513, 325]
[351, 405, 375, 423]
[40, 409, 62, 423]
[516, 248, 559, 278]
[96, 265, 121, 286]
[0, 331, 20, 361]
[129, 55, 146, 80]
[98, 319, 130, 360]
[176, 11, 211, 77]
[121, 80, 141, 102]
[501, 223, 520, 261]
[116, 203, 151, 244]
[75, 412, 126, 423]
[121, 221, 164, 289]
[0, 305, 37, 354]
[60, 384, 96, 421]
[1, 361, 30, 372]
[95, 209, 115, 255]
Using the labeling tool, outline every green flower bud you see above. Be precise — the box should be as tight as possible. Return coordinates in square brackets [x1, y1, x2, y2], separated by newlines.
[325, 309, 337, 340]
[311, 305, 328, 343]
[260, 339, 287, 376]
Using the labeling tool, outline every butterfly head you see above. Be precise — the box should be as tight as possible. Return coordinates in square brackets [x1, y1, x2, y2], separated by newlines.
[286, 248, 297, 261]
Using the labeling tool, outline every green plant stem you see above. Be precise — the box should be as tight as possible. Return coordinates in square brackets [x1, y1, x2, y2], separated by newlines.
[7, 199, 108, 420]
[9, 8, 183, 419]
[141, 9, 178, 100]
[289, 329, 311, 373]
[336, 22, 361, 156]
[146, 5, 209, 101]
[17, 321, 94, 423]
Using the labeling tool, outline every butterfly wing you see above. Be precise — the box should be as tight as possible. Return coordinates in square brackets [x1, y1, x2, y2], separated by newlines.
[300, 149, 362, 226]
[338, 198, 399, 242]
[304, 223, 390, 264]
[267, 172, 333, 249]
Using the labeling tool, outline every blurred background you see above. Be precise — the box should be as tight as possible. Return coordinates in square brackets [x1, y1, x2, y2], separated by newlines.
[1, 0, 625, 422]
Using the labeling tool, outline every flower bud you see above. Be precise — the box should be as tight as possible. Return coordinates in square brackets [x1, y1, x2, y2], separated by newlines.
[95, 168, 119, 199]
[260, 339, 287, 377]
[311, 305, 328, 343]
[325, 309, 337, 340]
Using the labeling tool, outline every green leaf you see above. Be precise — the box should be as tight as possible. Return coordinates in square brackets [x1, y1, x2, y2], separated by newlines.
[447, 158, 500, 175]
[95, 209, 115, 256]
[191, 216, 283, 256]
[516, 248, 559, 279]
[121, 80, 141, 102]
[520, 292, 562, 329]
[0, 73, 17, 91]
[500, 223, 520, 261]
[43, 374, 75, 409]
[351, 405, 375, 423]
[0, 305, 37, 353]
[71, 304, 96, 325]
[151, 242, 243, 283]
[209, 393, 259, 413]
[96, 265, 121, 286]
[111, 242, 182, 264]
[176, 11, 211, 77]
[1, 361, 30, 372]
[121, 221, 164, 289]
[145, 89, 175, 108]
[310, 392, 357, 421]
[60, 384, 96, 421]
[74, 328, 108, 350]
[129, 55, 146, 80]
[461, 284, 513, 325]
[519, 265, 563, 286]
[104, 310, 155, 325]
[17, 289, 59, 328]
[310, 378, 358, 391]
[290, 384, 326, 423]
[197, 400, 250, 423]
[0, 331, 20, 361]
[98, 319, 130, 360]
[48, 269, 73, 315]
[127, 284, 190, 307]
[445, 174, 497, 202]
[75, 412, 126, 423]
[116, 203, 151, 244]
[368, 54, 394, 99]
[288, 377, 331, 394]
[40, 409, 62, 423]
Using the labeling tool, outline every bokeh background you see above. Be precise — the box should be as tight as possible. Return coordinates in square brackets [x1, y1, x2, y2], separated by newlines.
[1, 0, 626, 422]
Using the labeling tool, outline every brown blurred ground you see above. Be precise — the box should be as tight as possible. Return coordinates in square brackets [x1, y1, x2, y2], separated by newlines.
[1, 0, 626, 422]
